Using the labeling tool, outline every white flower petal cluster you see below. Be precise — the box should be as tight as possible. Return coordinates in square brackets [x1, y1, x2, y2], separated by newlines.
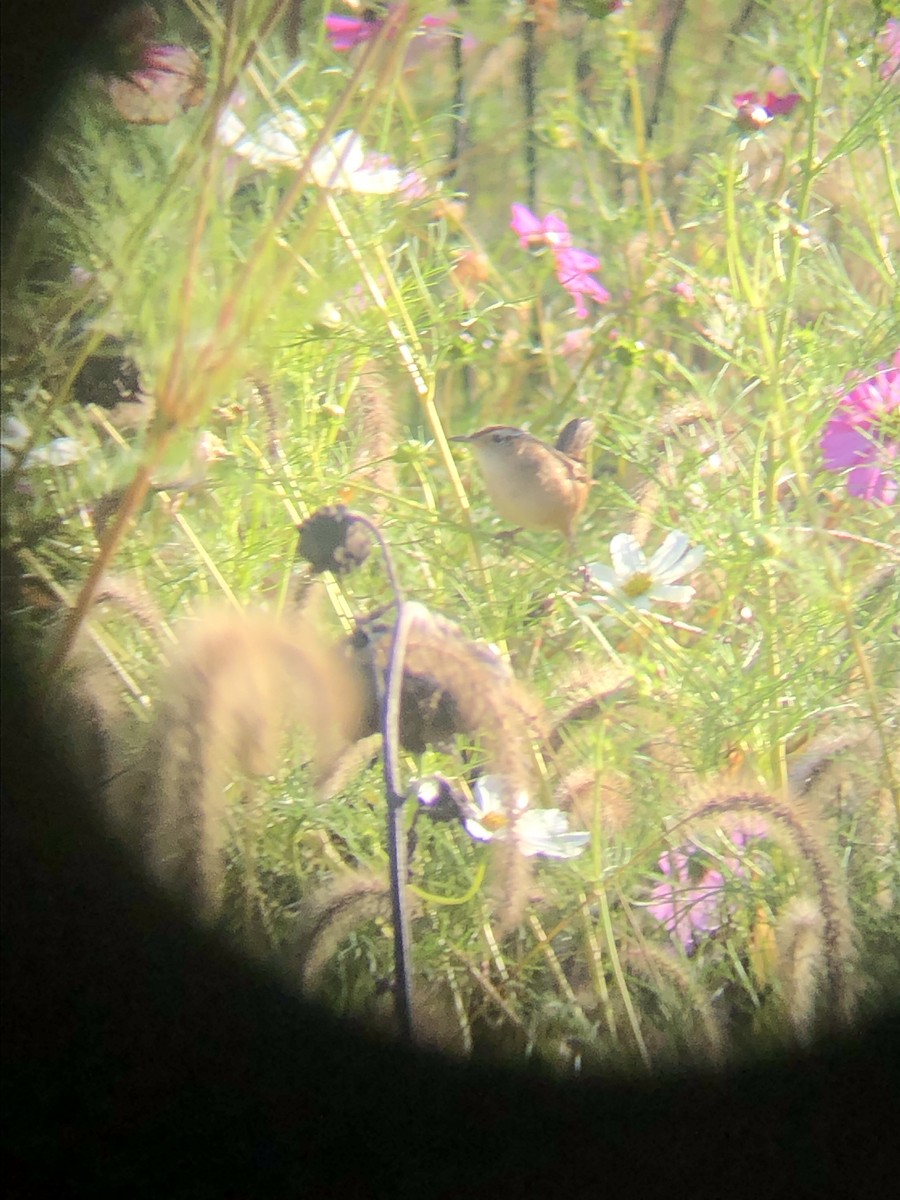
[464, 776, 590, 860]
[587, 531, 705, 611]
[0, 415, 87, 473]
[218, 104, 411, 194]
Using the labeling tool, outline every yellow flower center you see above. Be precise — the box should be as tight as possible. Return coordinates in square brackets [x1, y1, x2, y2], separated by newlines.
[481, 811, 509, 832]
[622, 571, 652, 598]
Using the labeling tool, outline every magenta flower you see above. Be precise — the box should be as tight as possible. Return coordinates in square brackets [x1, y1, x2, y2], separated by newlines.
[325, 7, 449, 53]
[554, 248, 611, 318]
[325, 12, 382, 50]
[510, 204, 572, 250]
[820, 351, 900, 505]
[877, 18, 900, 82]
[732, 87, 801, 131]
[510, 204, 609, 319]
[647, 850, 730, 954]
[108, 42, 205, 124]
[647, 824, 765, 954]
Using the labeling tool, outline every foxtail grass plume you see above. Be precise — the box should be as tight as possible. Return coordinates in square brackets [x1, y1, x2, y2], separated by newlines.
[674, 788, 857, 1029]
[116, 610, 364, 920]
[294, 873, 395, 993]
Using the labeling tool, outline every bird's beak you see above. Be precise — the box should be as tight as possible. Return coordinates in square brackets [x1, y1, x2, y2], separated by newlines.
[448, 434, 470, 444]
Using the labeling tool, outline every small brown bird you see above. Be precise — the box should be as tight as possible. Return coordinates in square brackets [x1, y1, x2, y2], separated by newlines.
[450, 417, 594, 545]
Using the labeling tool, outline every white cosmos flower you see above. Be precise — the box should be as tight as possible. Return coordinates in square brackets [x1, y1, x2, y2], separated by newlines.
[587, 531, 705, 610]
[245, 110, 309, 169]
[0, 416, 87, 472]
[25, 438, 88, 467]
[219, 105, 308, 168]
[310, 130, 403, 193]
[464, 776, 590, 860]
[218, 105, 408, 194]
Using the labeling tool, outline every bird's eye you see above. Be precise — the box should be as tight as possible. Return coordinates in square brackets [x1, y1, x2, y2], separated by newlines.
[491, 432, 504, 443]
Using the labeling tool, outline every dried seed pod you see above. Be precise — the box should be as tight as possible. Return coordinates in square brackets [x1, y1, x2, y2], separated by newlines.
[297, 506, 372, 576]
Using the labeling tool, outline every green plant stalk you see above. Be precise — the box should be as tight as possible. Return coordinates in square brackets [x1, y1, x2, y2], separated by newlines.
[324, 197, 472, 519]
[722, 138, 794, 791]
[876, 119, 900, 230]
[157, 80, 223, 427]
[48, 437, 175, 671]
[772, 0, 831, 362]
[240, 434, 356, 628]
[596, 880, 650, 1069]
[449, 946, 525, 1033]
[621, 10, 655, 242]
[579, 892, 619, 1044]
[744, 3, 898, 822]
[409, 860, 486, 907]
[528, 912, 580, 1009]
[163, 500, 242, 610]
[18, 549, 148, 704]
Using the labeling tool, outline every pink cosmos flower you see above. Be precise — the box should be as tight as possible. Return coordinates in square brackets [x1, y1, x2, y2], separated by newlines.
[877, 18, 900, 82]
[324, 13, 380, 51]
[648, 849, 731, 954]
[732, 87, 801, 131]
[510, 204, 609, 319]
[325, 7, 449, 53]
[647, 822, 766, 954]
[820, 351, 900, 505]
[510, 204, 573, 250]
[554, 247, 611, 318]
[108, 42, 205, 124]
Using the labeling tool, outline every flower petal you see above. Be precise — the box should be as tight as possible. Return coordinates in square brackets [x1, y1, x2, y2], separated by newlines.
[516, 810, 589, 858]
[586, 563, 618, 587]
[1, 415, 31, 449]
[821, 424, 875, 471]
[656, 545, 705, 584]
[325, 15, 379, 51]
[609, 533, 647, 578]
[847, 463, 897, 504]
[510, 203, 543, 246]
[765, 91, 801, 116]
[310, 130, 365, 187]
[523, 831, 591, 858]
[646, 583, 696, 605]
[556, 246, 600, 274]
[463, 817, 495, 842]
[576, 275, 611, 305]
[474, 775, 528, 816]
[217, 107, 247, 148]
[542, 213, 572, 246]
[647, 530, 691, 577]
[26, 437, 87, 467]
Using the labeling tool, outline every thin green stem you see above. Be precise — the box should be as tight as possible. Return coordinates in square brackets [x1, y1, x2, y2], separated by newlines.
[596, 881, 650, 1069]
[622, 10, 655, 241]
[772, 0, 832, 362]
